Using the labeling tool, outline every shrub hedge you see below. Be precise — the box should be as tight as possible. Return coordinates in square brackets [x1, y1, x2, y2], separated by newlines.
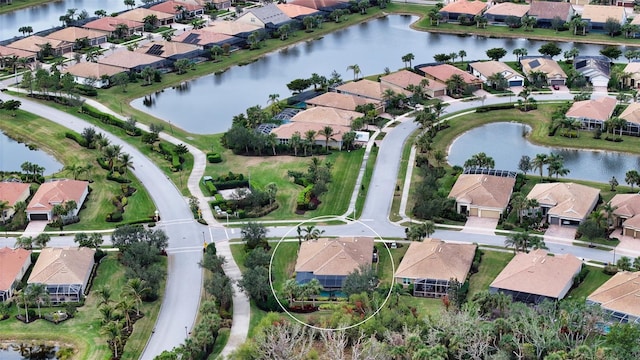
[475, 103, 515, 113]
[65, 131, 88, 147]
[81, 104, 143, 136]
[207, 152, 222, 163]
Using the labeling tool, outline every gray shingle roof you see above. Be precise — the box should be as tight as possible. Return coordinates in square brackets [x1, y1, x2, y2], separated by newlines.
[246, 4, 291, 26]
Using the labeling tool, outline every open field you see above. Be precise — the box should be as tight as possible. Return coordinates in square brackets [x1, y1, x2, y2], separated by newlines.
[0, 0, 55, 15]
[467, 250, 514, 298]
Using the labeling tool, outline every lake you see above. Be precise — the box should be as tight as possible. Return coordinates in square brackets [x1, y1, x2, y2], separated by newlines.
[448, 122, 640, 184]
[0, 132, 62, 175]
[130, 15, 616, 134]
[0, 342, 59, 359]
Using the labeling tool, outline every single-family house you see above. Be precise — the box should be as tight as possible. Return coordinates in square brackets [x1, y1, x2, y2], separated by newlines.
[448, 173, 516, 219]
[527, 1, 574, 28]
[619, 102, 640, 136]
[394, 239, 477, 298]
[28, 247, 95, 303]
[116, 8, 175, 26]
[484, 3, 530, 24]
[469, 60, 525, 87]
[419, 64, 483, 91]
[290, 106, 362, 127]
[150, 1, 205, 21]
[587, 271, 640, 324]
[581, 5, 627, 32]
[565, 96, 617, 130]
[174, 29, 242, 49]
[520, 57, 567, 86]
[46, 27, 109, 48]
[62, 62, 124, 88]
[490, 249, 582, 304]
[276, 3, 321, 20]
[380, 70, 448, 98]
[83, 17, 145, 37]
[306, 92, 382, 113]
[289, 0, 350, 13]
[26, 179, 89, 222]
[526, 182, 600, 226]
[295, 237, 374, 290]
[574, 56, 610, 88]
[7, 36, 73, 57]
[204, 21, 263, 39]
[210, 0, 232, 10]
[335, 79, 412, 107]
[0, 45, 37, 68]
[136, 40, 203, 62]
[236, 4, 292, 30]
[0, 247, 31, 302]
[271, 122, 351, 148]
[98, 50, 166, 72]
[623, 62, 640, 89]
[609, 194, 640, 237]
[0, 182, 30, 223]
[439, 0, 487, 23]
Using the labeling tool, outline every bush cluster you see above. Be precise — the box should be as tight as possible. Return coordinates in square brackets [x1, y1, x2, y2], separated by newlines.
[206, 152, 222, 163]
[81, 105, 143, 136]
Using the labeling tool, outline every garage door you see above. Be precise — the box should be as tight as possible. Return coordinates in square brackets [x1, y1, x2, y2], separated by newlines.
[590, 77, 609, 88]
[480, 209, 501, 219]
[624, 228, 634, 237]
[549, 216, 560, 225]
[469, 208, 478, 216]
[550, 79, 564, 86]
[509, 80, 523, 87]
[29, 213, 48, 221]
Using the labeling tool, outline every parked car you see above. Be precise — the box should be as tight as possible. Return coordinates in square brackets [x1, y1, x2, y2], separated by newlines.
[553, 84, 560, 90]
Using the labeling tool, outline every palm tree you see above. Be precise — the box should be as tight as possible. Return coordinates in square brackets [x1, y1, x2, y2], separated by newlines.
[510, 193, 528, 225]
[101, 320, 124, 359]
[267, 133, 278, 156]
[304, 130, 316, 156]
[281, 278, 300, 305]
[532, 153, 548, 181]
[18, 288, 33, 322]
[290, 131, 302, 157]
[0, 200, 11, 224]
[303, 225, 325, 241]
[96, 285, 113, 305]
[210, 45, 223, 61]
[347, 64, 361, 81]
[123, 278, 150, 316]
[401, 53, 415, 69]
[27, 283, 49, 318]
[118, 153, 135, 174]
[116, 297, 135, 329]
[14, 236, 33, 250]
[445, 74, 465, 96]
[103, 144, 121, 171]
[302, 278, 323, 307]
[319, 126, 335, 152]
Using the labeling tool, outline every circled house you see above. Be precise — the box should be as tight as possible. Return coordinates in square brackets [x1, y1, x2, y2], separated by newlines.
[448, 172, 517, 219]
[418, 64, 483, 93]
[116, 8, 175, 26]
[380, 69, 447, 98]
[469, 60, 525, 87]
[587, 271, 640, 324]
[294, 237, 374, 290]
[335, 79, 412, 111]
[0, 247, 31, 302]
[490, 249, 583, 304]
[45, 27, 109, 48]
[26, 179, 89, 222]
[28, 247, 95, 304]
[394, 239, 476, 298]
[83, 17, 144, 37]
[526, 182, 600, 227]
[520, 57, 567, 86]
[306, 92, 383, 114]
[564, 96, 617, 131]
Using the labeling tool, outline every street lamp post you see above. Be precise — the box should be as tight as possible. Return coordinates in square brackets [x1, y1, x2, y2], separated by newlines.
[184, 326, 188, 338]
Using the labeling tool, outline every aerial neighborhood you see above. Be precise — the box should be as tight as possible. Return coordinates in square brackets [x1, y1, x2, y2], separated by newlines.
[4, 0, 640, 359]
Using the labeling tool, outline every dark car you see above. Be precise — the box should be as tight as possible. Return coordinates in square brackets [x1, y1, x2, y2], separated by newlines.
[552, 84, 560, 90]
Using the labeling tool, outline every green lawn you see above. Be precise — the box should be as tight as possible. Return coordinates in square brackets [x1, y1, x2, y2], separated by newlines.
[567, 266, 613, 300]
[355, 146, 379, 219]
[377, 244, 408, 286]
[467, 250, 514, 298]
[271, 242, 299, 292]
[0, 110, 155, 229]
[390, 132, 418, 222]
[0, 0, 56, 14]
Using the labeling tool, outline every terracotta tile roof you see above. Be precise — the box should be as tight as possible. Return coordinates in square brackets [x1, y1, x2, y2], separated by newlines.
[470, 60, 524, 81]
[521, 57, 567, 80]
[0, 182, 30, 207]
[116, 8, 175, 23]
[484, 3, 530, 17]
[150, 0, 204, 14]
[420, 64, 482, 85]
[174, 29, 234, 46]
[28, 247, 95, 285]
[565, 97, 617, 121]
[306, 92, 380, 111]
[336, 79, 411, 101]
[448, 174, 516, 209]
[394, 239, 476, 281]
[46, 27, 108, 43]
[98, 49, 164, 69]
[26, 179, 89, 213]
[291, 106, 362, 127]
[0, 45, 36, 59]
[84, 17, 144, 33]
[63, 62, 124, 79]
[490, 249, 582, 299]
[290, 0, 348, 10]
[204, 21, 263, 35]
[135, 40, 201, 58]
[276, 3, 319, 17]
[623, 61, 640, 74]
[619, 102, 640, 125]
[527, 182, 600, 221]
[380, 70, 428, 89]
[0, 247, 31, 291]
[610, 194, 640, 230]
[528, 1, 573, 20]
[440, 0, 487, 16]
[271, 122, 350, 141]
[581, 5, 625, 24]
[587, 271, 640, 318]
[295, 237, 374, 276]
[7, 36, 70, 53]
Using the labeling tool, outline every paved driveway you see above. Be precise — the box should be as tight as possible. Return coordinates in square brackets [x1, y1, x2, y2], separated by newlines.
[544, 225, 577, 244]
[462, 217, 498, 235]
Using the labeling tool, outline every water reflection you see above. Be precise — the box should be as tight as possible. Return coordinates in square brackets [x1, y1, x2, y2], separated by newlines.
[0, 343, 59, 360]
[0, 132, 62, 175]
[448, 122, 640, 184]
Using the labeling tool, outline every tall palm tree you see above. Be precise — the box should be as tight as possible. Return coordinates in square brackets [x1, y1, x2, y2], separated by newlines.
[26, 283, 49, 318]
[96, 285, 113, 305]
[118, 153, 135, 174]
[123, 278, 150, 316]
[281, 279, 300, 305]
[116, 297, 135, 329]
[290, 131, 302, 157]
[347, 64, 361, 81]
[101, 320, 124, 359]
[510, 193, 528, 225]
[532, 153, 548, 181]
[302, 278, 323, 307]
[18, 288, 33, 322]
[103, 144, 122, 171]
[304, 130, 316, 156]
[319, 126, 335, 152]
